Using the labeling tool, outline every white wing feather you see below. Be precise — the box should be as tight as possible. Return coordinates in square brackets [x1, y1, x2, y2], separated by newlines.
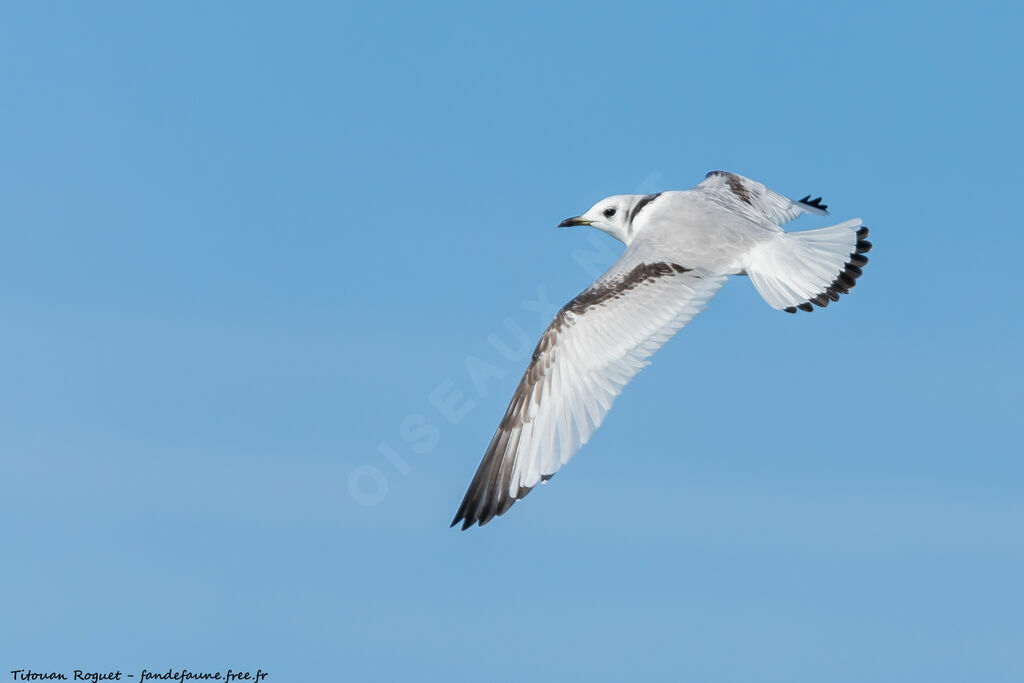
[696, 170, 829, 227]
[452, 238, 727, 528]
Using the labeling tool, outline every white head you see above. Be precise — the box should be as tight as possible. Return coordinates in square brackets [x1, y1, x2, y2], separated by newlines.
[558, 194, 650, 244]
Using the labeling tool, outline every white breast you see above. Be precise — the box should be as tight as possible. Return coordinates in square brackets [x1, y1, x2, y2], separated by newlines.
[633, 191, 778, 275]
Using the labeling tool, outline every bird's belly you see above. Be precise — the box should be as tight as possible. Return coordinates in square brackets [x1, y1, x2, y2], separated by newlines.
[659, 225, 761, 274]
[645, 200, 772, 275]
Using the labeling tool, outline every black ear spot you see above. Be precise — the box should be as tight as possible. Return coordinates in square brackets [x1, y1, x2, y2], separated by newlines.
[603, 207, 617, 218]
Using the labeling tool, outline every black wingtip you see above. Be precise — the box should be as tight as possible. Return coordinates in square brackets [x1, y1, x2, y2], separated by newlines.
[450, 510, 476, 531]
[798, 195, 829, 212]
[450, 504, 479, 530]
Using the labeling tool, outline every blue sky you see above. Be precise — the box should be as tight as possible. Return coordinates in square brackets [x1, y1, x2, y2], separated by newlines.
[1, 2, 1022, 681]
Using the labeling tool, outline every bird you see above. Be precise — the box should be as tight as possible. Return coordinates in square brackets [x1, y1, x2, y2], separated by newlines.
[451, 171, 872, 530]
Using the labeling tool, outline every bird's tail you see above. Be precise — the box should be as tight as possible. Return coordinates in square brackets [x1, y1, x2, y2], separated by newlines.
[746, 219, 872, 313]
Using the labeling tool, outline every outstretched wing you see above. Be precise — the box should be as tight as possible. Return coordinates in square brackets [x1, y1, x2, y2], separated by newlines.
[451, 240, 728, 529]
[696, 170, 829, 227]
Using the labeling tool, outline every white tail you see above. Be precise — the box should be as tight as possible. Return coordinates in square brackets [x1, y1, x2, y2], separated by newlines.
[747, 219, 872, 313]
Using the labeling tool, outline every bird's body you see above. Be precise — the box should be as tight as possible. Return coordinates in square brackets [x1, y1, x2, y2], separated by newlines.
[451, 171, 872, 529]
[621, 190, 773, 273]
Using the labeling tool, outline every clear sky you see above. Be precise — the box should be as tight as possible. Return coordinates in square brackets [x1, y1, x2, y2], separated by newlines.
[2, 2, 1022, 681]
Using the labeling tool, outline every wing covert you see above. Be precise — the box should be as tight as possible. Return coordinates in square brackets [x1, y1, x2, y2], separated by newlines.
[697, 170, 829, 227]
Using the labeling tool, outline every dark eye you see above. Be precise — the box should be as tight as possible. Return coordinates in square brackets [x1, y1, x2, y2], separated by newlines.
[603, 207, 616, 218]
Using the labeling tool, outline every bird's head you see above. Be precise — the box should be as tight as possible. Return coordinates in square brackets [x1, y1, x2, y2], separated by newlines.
[558, 194, 642, 244]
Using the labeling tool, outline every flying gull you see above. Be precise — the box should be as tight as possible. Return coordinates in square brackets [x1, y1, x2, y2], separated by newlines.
[451, 171, 872, 529]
